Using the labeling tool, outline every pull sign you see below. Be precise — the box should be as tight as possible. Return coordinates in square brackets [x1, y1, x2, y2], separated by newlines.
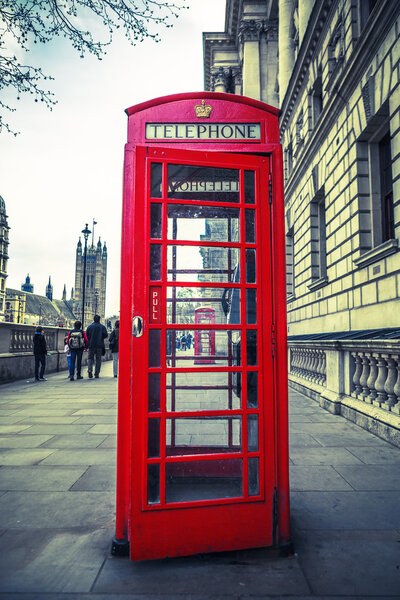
[150, 286, 162, 323]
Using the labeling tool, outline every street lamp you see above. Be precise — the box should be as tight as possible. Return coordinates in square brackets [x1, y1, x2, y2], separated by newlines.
[81, 223, 91, 329]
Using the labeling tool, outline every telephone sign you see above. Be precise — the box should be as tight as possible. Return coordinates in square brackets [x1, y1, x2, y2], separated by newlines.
[113, 92, 291, 561]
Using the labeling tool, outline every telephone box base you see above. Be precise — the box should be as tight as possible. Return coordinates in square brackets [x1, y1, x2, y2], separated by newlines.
[111, 537, 130, 557]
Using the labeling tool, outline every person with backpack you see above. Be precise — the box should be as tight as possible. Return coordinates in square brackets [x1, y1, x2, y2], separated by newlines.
[108, 320, 119, 377]
[66, 320, 88, 381]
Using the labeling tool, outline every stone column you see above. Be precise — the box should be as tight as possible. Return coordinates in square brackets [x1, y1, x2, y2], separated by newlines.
[239, 20, 263, 100]
[278, 0, 296, 102]
[298, 0, 314, 44]
[210, 67, 230, 93]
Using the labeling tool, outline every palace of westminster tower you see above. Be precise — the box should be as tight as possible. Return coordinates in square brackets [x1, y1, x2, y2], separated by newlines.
[73, 237, 107, 325]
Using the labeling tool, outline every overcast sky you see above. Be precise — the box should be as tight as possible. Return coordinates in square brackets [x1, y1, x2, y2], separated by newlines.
[0, 1, 226, 317]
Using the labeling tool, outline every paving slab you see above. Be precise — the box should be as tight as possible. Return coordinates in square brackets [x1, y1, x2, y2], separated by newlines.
[39, 448, 117, 466]
[334, 464, 400, 490]
[0, 448, 55, 465]
[289, 466, 354, 491]
[41, 434, 108, 448]
[0, 490, 115, 528]
[345, 445, 400, 464]
[70, 466, 116, 491]
[93, 552, 310, 596]
[19, 424, 93, 435]
[289, 433, 322, 447]
[289, 447, 364, 465]
[0, 434, 53, 448]
[0, 466, 87, 491]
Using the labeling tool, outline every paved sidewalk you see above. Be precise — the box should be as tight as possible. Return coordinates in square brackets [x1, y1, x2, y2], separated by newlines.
[0, 364, 399, 599]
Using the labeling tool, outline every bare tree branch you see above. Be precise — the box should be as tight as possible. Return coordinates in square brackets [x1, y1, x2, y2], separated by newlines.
[0, 0, 187, 134]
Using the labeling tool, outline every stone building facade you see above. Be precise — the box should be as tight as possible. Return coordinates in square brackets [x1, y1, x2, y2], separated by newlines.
[204, 0, 400, 445]
[0, 196, 10, 322]
[73, 238, 107, 326]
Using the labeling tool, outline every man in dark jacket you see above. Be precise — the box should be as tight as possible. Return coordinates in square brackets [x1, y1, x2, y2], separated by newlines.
[33, 326, 47, 381]
[86, 315, 108, 378]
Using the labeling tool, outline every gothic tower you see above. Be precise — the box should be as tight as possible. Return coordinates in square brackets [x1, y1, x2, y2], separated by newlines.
[0, 196, 10, 321]
[45, 276, 53, 301]
[21, 274, 33, 293]
[73, 235, 107, 326]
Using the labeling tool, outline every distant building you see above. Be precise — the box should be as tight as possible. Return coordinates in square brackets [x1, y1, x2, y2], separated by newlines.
[0, 196, 10, 322]
[73, 237, 107, 326]
[21, 274, 34, 293]
[45, 276, 53, 301]
[5, 288, 76, 328]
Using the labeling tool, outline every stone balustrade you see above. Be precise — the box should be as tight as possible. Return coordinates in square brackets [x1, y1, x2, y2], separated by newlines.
[351, 349, 400, 413]
[289, 346, 326, 385]
[288, 338, 400, 446]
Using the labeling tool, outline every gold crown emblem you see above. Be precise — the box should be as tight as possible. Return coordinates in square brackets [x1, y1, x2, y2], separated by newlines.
[195, 99, 213, 118]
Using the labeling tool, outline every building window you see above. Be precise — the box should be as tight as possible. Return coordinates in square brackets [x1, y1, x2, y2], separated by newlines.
[308, 190, 327, 290]
[286, 226, 295, 299]
[355, 106, 396, 267]
[359, 0, 378, 33]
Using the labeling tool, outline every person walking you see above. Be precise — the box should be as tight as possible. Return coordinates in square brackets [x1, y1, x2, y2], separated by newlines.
[33, 326, 47, 381]
[66, 320, 88, 381]
[109, 320, 120, 378]
[86, 314, 108, 379]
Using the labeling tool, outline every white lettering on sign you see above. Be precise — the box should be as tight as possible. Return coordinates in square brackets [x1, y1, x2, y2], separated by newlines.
[145, 123, 261, 141]
[150, 287, 161, 323]
[168, 180, 239, 193]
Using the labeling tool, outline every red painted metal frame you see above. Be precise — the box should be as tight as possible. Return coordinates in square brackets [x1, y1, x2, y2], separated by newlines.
[115, 92, 290, 561]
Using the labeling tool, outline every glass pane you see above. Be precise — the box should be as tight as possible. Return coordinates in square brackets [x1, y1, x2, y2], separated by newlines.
[150, 203, 162, 238]
[246, 289, 257, 324]
[247, 415, 259, 451]
[245, 209, 255, 243]
[247, 372, 258, 408]
[167, 246, 239, 283]
[150, 245, 162, 281]
[244, 170, 255, 204]
[167, 287, 241, 325]
[248, 457, 259, 496]
[149, 329, 161, 367]
[166, 417, 241, 455]
[246, 330, 258, 366]
[166, 372, 241, 411]
[148, 373, 161, 412]
[165, 459, 243, 503]
[147, 464, 160, 504]
[168, 205, 240, 242]
[246, 249, 256, 283]
[166, 329, 241, 368]
[167, 164, 239, 203]
[148, 418, 160, 458]
[150, 163, 162, 198]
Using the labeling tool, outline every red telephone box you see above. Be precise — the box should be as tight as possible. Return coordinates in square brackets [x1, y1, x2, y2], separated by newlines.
[194, 307, 215, 364]
[113, 92, 291, 561]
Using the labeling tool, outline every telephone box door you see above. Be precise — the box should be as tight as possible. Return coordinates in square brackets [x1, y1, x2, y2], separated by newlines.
[128, 146, 275, 560]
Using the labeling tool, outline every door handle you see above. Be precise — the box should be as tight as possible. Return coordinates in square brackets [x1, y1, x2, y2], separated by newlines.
[132, 316, 144, 338]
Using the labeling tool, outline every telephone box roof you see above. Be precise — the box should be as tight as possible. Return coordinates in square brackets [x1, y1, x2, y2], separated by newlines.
[125, 91, 280, 117]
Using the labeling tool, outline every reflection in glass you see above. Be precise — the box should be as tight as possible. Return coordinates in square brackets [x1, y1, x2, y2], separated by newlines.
[147, 463, 160, 504]
[246, 289, 257, 324]
[165, 459, 243, 503]
[166, 416, 241, 455]
[150, 163, 162, 198]
[166, 372, 241, 411]
[148, 418, 160, 458]
[244, 170, 255, 204]
[248, 457, 259, 496]
[247, 372, 258, 408]
[167, 205, 240, 242]
[166, 288, 241, 325]
[165, 329, 241, 368]
[149, 329, 161, 367]
[150, 245, 162, 281]
[246, 330, 258, 366]
[245, 209, 255, 243]
[148, 373, 161, 412]
[167, 246, 239, 283]
[246, 249, 256, 283]
[247, 415, 259, 451]
[167, 164, 240, 203]
[150, 203, 162, 238]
